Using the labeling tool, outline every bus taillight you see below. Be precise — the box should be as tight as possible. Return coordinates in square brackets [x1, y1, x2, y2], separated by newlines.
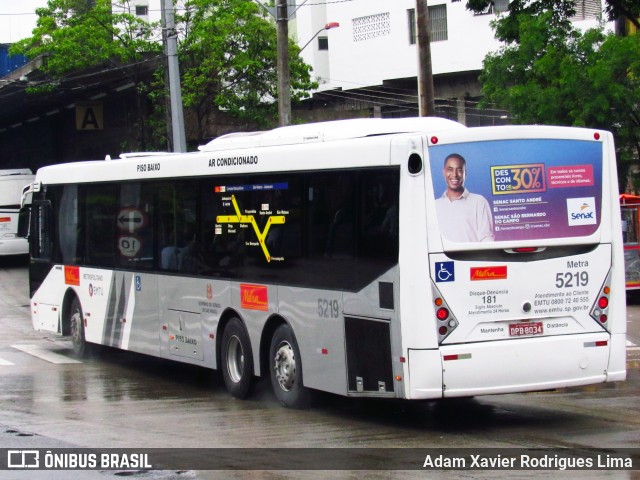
[432, 290, 459, 343]
[589, 275, 611, 330]
[598, 296, 609, 309]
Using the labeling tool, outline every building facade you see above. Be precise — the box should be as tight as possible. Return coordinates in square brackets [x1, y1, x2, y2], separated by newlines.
[292, 0, 605, 124]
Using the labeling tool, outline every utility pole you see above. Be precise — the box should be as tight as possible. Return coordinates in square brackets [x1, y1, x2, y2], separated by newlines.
[161, 0, 187, 152]
[276, 0, 291, 126]
[160, 3, 172, 151]
[416, 0, 436, 116]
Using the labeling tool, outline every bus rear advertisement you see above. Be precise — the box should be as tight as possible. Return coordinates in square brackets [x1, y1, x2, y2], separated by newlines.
[20, 118, 626, 407]
[425, 131, 621, 397]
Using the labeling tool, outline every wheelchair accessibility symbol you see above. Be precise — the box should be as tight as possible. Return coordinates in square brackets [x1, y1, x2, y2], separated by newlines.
[435, 261, 455, 282]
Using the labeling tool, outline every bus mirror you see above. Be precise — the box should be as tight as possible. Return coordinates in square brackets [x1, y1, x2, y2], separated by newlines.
[17, 206, 31, 239]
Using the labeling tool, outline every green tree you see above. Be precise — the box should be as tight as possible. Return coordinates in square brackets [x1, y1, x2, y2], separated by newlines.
[10, 0, 160, 76]
[10, 0, 163, 149]
[478, 9, 640, 184]
[176, 0, 317, 139]
[605, 0, 640, 30]
[460, 0, 640, 36]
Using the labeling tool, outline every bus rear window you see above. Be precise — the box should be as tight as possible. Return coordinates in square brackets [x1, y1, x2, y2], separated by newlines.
[429, 139, 602, 243]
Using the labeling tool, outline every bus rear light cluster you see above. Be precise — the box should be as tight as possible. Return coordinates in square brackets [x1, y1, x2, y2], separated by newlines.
[590, 281, 611, 330]
[432, 290, 458, 343]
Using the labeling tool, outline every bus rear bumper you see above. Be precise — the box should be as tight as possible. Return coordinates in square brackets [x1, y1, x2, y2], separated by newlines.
[407, 332, 624, 399]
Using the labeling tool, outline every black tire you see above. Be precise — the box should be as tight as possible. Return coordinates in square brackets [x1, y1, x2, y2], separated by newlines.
[269, 323, 310, 409]
[69, 297, 88, 358]
[220, 317, 254, 399]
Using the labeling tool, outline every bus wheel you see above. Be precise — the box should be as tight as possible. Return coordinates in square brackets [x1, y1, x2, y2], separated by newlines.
[269, 323, 310, 409]
[221, 318, 254, 399]
[69, 297, 87, 358]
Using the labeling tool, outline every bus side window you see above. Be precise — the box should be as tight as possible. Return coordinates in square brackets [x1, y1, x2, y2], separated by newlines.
[200, 179, 244, 274]
[58, 185, 82, 265]
[158, 182, 200, 273]
[360, 170, 399, 260]
[622, 207, 638, 245]
[31, 200, 53, 261]
[85, 184, 118, 267]
[117, 183, 155, 269]
[308, 172, 355, 259]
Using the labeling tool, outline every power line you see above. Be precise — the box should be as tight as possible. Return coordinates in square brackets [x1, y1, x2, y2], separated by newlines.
[311, 86, 510, 118]
[312, 83, 508, 111]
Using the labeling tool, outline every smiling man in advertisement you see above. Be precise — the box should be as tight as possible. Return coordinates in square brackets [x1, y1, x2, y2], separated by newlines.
[435, 153, 495, 243]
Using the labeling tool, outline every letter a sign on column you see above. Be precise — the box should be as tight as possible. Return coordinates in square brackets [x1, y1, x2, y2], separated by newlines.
[76, 102, 104, 130]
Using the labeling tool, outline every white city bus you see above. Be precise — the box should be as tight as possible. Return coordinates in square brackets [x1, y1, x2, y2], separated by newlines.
[0, 169, 34, 256]
[22, 118, 626, 407]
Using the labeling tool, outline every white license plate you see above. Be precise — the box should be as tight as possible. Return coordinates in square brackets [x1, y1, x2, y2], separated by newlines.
[509, 322, 544, 337]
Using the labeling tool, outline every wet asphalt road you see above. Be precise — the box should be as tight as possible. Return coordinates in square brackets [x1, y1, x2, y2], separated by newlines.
[0, 256, 638, 479]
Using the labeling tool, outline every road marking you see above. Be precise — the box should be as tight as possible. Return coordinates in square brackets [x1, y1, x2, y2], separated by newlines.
[11, 344, 81, 364]
[0, 358, 14, 366]
[627, 339, 638, 347]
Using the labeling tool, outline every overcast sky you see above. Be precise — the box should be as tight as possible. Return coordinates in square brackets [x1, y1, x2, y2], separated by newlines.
[0, 1, 46, 44]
